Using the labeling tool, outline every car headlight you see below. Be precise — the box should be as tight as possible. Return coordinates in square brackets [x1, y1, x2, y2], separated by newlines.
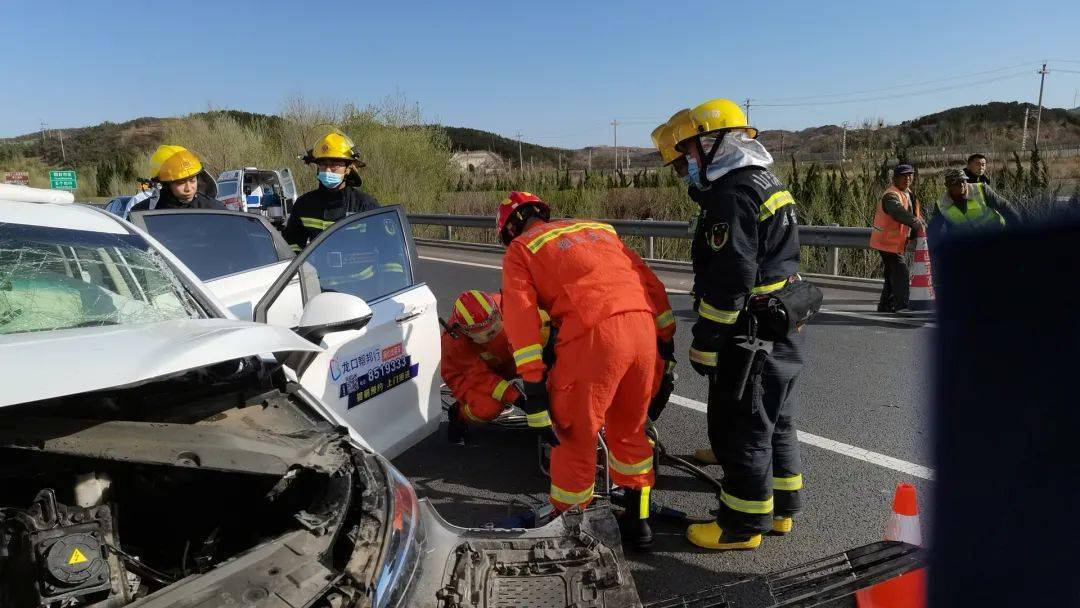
[372, 458, 424, 608]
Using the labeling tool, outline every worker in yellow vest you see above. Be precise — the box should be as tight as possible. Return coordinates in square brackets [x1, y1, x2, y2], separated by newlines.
[869, 164, 926, 313]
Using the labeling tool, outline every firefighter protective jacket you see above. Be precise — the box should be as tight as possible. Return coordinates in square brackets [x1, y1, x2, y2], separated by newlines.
[283, 185, 379, 252]
[688, 166, 800, 366]
[502, 219, 676, 383]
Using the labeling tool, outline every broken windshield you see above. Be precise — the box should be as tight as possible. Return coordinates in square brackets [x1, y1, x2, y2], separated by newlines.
[0, 223, 204, 334]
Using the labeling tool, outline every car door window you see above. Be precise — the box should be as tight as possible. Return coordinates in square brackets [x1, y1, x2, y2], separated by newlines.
[254, 206, 418, 323]
[135, 212, 290, 281]
[301, 211, 411, 303]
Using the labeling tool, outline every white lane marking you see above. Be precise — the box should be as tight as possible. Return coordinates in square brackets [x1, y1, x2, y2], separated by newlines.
[419, 255, 503, 271]
[668, 394, 934, 480]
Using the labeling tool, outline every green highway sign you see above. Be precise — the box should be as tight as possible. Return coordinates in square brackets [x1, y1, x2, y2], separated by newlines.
[49, 170, 77, 190]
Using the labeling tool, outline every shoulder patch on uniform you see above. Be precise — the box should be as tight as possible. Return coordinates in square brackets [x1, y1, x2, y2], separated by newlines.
[708, 222, 730, 251]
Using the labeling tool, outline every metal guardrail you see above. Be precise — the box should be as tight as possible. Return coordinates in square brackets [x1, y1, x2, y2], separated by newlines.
[408, 214, 872, 275]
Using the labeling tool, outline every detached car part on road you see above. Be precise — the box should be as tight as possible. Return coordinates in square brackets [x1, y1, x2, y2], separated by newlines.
[0, 186, 643, 608]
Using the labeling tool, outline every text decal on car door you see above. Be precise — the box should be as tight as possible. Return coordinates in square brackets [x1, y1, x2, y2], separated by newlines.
[336, 343, 420, 409]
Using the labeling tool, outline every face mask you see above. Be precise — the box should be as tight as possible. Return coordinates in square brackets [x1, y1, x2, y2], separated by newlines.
[317, 171, 344, 188]
[685, 158, 702, 189]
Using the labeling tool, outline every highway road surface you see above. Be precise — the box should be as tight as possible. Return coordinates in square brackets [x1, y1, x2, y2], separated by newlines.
[393, 242, 935, 603]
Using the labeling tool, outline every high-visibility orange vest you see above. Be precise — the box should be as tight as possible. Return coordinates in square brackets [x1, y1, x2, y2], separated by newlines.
[870, 185, 922, 254]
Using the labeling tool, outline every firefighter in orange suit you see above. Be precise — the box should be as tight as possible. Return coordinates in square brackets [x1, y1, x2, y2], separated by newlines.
[441, 290, 551, 440]
[496, 191, 677, 550]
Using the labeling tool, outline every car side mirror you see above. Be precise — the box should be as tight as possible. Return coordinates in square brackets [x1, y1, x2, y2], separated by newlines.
[296, 292, 373, 344]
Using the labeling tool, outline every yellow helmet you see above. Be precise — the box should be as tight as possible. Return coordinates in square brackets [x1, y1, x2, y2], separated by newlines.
[302, 131, 365, 166]
[687, 98, 757, 141]
[150, 145, 202, 182]
[650, 123, 681, 165]
[664, 109, 699, 155]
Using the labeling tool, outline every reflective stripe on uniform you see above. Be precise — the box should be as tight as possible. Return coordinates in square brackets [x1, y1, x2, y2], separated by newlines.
[640, 486, 651, 519]
[689, 348, 717, 366]
[721, 490, 774, 514]
[300, 216, 335, 230]
[289, 244, 302, 253]
[698, 300, 739, 324]
[492, 379, 511, 402]
[551, 483, 594, 506]
[655, 309, 675, 330]
[610, 454, 654, 476]
[461, 402, 483, 422]
[758, 190, 795, 221]
[751, 278, 788, 295]
[773, 474, 804, 492]
[514, 344, 543, 366]
[526, 410, 551, 427]
[358, 266, 374, 280]
[381, 262, 405, 274]
[526, 222, 617, 253]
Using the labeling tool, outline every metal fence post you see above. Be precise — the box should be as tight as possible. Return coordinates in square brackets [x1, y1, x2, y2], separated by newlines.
[446, 225, 453, 240]
[646, 217, 655, 259]
[827, 223, 840, 275]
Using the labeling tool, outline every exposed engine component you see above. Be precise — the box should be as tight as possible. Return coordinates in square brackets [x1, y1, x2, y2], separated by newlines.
[0, 489, 131, 607]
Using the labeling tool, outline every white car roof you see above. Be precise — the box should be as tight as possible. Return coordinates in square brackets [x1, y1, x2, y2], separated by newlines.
[0, 198, 128, 235]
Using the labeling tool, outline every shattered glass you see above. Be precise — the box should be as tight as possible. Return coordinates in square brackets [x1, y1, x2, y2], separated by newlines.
[0, 223, 204, 335]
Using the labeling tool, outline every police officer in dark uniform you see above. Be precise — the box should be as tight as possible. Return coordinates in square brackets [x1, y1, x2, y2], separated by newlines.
[283, 131, 379, 253]
[130, 145, 224, 212]
[666, 98, 806, 550]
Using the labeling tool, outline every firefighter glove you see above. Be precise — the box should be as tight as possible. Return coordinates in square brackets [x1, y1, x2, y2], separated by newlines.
[521, 380, 560, 446]
[648, 368, 676, 421]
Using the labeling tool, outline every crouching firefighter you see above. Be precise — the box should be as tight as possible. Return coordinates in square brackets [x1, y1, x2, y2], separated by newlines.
[441, 290, 553, 442]
[496, 191, 677, 550]
[669, 98, 821, 550]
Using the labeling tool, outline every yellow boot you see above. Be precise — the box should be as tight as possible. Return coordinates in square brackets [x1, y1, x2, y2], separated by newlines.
[686, 522, 761, 550]
[771, 516, 793, 535]
[692, 448, 718, 464]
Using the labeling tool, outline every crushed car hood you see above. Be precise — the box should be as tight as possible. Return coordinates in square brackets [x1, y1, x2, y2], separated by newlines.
[0, 318, 322, 407]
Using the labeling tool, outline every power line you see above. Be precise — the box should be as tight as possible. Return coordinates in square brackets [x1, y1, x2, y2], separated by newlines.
[751, 71, 1028, 107]
[754, 61, 1037, 103]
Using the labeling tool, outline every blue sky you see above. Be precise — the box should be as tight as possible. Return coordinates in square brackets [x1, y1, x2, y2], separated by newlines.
[2, 0, 1079, 148]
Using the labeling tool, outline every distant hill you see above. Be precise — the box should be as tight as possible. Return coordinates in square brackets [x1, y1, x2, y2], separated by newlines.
[4, 101, 1078, 171]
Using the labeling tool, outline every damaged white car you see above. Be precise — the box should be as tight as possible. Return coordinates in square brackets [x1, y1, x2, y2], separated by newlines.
[0, 186, 642, 608]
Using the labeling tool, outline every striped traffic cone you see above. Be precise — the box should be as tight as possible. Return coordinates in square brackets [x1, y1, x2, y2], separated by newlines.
[907, 228, 934, 311]
[855, 483, 926, 608]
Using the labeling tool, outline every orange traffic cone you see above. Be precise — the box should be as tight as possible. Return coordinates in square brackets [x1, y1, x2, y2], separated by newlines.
[855, 483, 926, 608]
[907, 228, 934, 311]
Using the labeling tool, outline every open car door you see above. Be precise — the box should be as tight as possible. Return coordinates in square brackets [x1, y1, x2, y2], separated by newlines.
[254, 205, 441, 458]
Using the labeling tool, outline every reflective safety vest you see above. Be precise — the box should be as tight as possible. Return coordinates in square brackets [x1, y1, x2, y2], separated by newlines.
[941, 184, 1005, 229]
[870, 185, 921, 254]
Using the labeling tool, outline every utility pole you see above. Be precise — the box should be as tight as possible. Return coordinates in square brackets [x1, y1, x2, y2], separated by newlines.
[515, 131, 524, 179]
[1021, 106, 1030, 151]
[779, 132, 785, 158]
[588, 148, 592, 171]
[57, 128, 66, 163]
[743, 99, 751, 123]
[1073, 89, 1079, 109]
[558, 153, 562, 172]
[611, 120, 619, 172]
[841, 122, 848, 163]
[39, 120, 47, 150]
[1034, 62, 1049, 150]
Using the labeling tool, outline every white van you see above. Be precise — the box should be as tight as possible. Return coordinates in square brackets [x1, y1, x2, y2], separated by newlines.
[216, 167, 297, 225]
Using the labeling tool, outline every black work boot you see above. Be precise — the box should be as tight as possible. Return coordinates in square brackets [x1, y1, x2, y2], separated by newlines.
[617, 487, 654, 551]
[447, 405, 469, 445]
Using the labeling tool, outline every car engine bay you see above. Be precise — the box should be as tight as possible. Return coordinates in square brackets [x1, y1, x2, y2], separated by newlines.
[0, 359, 389, 607]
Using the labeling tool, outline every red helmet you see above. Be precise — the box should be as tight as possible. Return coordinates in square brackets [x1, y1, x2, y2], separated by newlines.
[448, 290, 501, 333]
[495, 191, 550, 245]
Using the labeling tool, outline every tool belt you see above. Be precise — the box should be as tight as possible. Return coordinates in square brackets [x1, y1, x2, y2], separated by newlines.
[747, 276, 823, 342]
